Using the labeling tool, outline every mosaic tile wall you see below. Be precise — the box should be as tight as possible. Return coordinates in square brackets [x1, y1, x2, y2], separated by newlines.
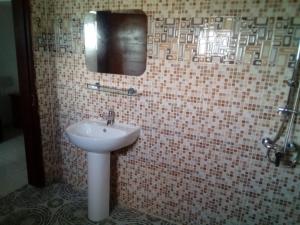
[30, 0, 300, 224]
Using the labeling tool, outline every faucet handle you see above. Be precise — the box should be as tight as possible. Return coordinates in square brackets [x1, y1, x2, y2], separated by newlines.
[106, 109, 115, 126]
[108, 109, 115, 116]
[100, 110, 115, 120]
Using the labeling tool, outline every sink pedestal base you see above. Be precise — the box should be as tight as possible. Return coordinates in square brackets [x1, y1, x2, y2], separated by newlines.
[87, 152, 110, 222]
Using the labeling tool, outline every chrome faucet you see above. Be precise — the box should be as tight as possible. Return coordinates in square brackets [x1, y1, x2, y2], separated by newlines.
[106, 109, 115, 126]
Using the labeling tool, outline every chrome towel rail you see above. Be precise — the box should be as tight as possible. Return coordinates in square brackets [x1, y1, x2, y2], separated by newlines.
[87, 82, 140, 96]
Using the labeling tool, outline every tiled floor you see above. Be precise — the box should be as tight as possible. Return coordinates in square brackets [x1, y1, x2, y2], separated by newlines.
[0, 135, 27, 197]
[0, 183, 178, 225]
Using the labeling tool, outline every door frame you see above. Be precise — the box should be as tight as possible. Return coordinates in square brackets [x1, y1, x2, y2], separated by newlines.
[12, 0, 45, 187]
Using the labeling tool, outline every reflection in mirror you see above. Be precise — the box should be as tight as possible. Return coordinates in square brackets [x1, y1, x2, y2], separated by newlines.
[84, 10, 147, 76]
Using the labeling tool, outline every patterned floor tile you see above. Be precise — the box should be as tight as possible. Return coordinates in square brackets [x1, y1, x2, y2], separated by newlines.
[0, 183, 177, 225]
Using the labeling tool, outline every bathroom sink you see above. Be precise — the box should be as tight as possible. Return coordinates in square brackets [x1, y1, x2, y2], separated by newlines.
[66, 119, 140, 221]
[65, 119, 140, 153]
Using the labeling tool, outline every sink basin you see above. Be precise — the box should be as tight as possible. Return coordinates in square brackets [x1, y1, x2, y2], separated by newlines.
[65, 119, 140, 222]
[65, 119, 140, 153]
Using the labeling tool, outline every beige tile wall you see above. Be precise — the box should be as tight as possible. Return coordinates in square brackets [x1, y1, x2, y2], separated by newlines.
[30, 0, 300, 224]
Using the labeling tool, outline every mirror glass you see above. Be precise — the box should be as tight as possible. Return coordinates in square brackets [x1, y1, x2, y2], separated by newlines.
[84, 10, 147, 76]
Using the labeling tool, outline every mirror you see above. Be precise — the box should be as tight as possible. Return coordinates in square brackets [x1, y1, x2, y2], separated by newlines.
[84, 10, 147, 76]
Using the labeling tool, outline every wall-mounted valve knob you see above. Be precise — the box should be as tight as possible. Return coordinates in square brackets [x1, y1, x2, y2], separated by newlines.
[262, 137, 274, 149]
[278, 107, 299, 115]
[284, 79, 297, 87]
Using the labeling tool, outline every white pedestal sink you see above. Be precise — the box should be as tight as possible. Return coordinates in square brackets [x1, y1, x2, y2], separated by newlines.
[65, 120, 140, 222]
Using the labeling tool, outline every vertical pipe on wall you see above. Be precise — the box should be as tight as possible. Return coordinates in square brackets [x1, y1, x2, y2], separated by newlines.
[283, 41, 300, 153]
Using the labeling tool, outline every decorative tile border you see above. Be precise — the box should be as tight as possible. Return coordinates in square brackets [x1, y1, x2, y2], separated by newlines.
[33, 15, 300, 69]
[147, 16, 300, 68]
